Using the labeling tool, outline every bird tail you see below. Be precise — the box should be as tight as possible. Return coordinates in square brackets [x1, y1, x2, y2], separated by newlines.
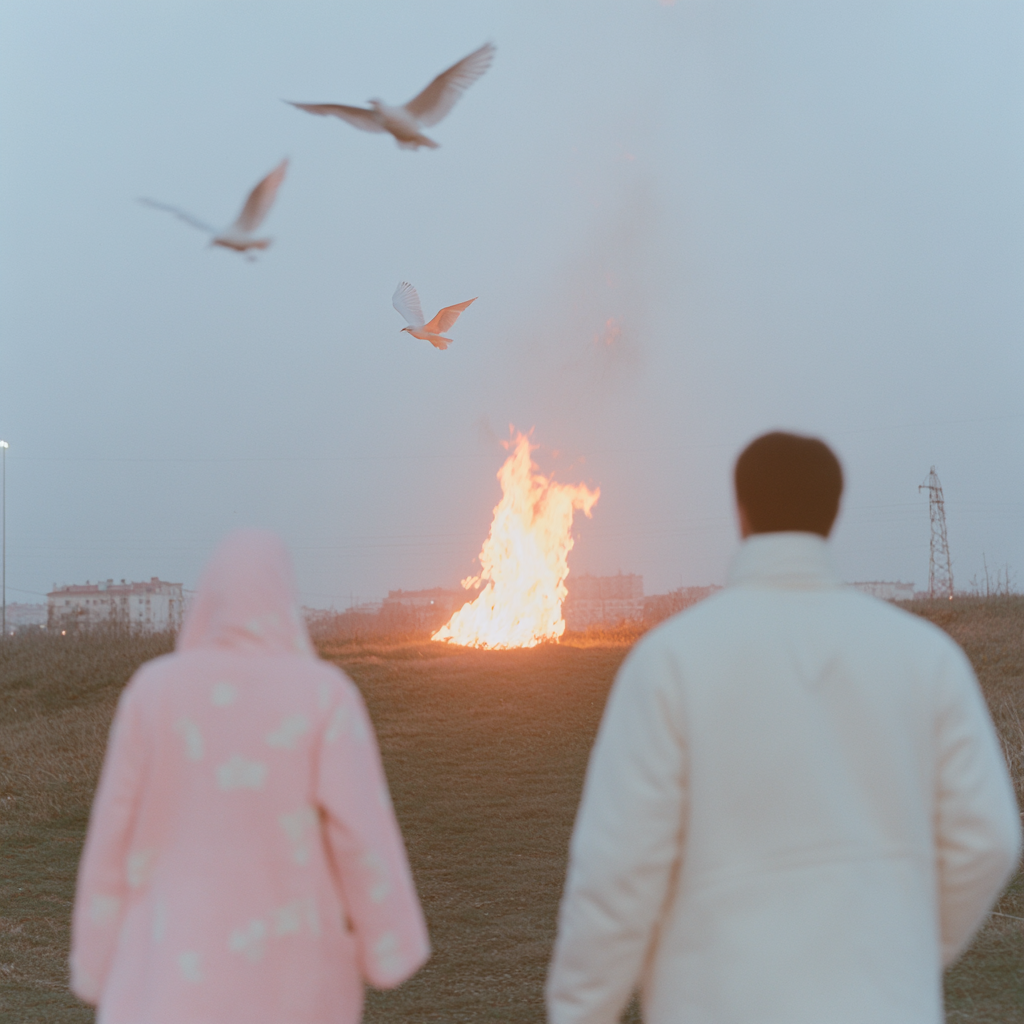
[397, 136, 439, 150]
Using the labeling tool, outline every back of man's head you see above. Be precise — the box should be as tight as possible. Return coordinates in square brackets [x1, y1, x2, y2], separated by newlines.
[734, 432, 843, 537]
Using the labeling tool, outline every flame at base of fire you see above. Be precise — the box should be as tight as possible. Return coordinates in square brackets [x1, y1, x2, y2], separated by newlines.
[432, 432, 599, 649]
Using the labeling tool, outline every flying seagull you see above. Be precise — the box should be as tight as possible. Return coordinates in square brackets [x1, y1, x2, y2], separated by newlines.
[139, 159, 288, 258]
[287, 42, 495, 150]
[393, 282, 476, 350]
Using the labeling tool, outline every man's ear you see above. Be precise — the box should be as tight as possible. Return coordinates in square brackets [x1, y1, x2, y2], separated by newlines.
[737, 502, 753, 539]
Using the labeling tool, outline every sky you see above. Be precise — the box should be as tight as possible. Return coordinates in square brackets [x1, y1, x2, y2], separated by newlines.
[1, 1, 1022, 609]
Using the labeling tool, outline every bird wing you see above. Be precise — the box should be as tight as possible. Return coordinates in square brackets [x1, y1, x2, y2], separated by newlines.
[138, 197, 216, 235]
[393, 281, 425, 327]
[404, 42, 495, 127]
[286, 101, 386, 133]
[233, 159, 288, 234]
[425, 297, 476, 334]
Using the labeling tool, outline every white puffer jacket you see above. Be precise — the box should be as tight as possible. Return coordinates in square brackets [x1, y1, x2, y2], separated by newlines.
[547, 533, 1021, 1024]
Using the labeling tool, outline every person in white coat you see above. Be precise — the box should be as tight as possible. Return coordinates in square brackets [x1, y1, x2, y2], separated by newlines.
[547, 431, 1021, 1024]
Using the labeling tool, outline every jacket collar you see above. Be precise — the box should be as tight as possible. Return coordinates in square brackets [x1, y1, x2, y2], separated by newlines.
[727, 532, 842, 591]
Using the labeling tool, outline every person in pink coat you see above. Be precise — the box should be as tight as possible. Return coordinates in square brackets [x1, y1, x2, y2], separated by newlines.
[71, 530, 430, 1023]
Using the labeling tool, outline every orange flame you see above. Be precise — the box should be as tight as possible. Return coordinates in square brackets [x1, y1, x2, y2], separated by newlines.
[432, 431, 599, 649]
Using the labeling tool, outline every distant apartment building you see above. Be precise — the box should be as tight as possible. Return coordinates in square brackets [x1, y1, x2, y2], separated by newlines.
[47, 578, 185, 632]
[379, 587, 472, 631]
[643, 585, 722, 626]
[563, 573, 645, 630]
[3, 602, 48, 634]
[850, 581, 915, 602]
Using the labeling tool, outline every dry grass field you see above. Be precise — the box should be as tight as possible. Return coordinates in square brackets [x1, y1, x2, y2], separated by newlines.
[1, 598, 1021, 1022]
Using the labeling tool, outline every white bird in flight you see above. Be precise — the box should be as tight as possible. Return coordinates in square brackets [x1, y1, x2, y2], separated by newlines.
[139, 159, 288, 258]
[287, 42, 495, 150]
[393, 282, 476, 350]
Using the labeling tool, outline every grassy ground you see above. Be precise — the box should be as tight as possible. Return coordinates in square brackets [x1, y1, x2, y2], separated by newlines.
[0, 629, 176, 1023]
[326, 641, 634, 1024]
[1, 600, 1021, 1022]
[904, 598, 1024, 1024]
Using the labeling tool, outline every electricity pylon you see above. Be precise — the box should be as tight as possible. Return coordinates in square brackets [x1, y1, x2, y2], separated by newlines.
[919, 466, 954, 600]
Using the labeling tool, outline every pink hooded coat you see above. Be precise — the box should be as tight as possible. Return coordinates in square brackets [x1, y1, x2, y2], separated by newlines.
[71, 530, 429, 1023]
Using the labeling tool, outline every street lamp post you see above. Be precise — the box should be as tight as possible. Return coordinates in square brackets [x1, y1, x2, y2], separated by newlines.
[1, 440, 7, 637]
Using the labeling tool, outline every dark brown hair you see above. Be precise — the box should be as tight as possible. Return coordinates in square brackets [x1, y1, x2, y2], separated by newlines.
[734, 432, 843, 537]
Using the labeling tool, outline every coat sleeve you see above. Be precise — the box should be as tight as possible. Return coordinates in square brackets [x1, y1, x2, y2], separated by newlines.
[316, 677, 430, 988]
[70, 680, 149, 1004]
[934, 645, 1022, 966]
[547, 639, 688, 1024]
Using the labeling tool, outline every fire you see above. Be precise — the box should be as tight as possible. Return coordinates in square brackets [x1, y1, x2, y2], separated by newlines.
[432, 431, 599, 649]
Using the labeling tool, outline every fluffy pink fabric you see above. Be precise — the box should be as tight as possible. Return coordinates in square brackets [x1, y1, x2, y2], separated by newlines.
[71, 530, 429, 1023]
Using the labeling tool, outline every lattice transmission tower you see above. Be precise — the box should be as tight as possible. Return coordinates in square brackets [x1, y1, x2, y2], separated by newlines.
[919, 466, 954, 600]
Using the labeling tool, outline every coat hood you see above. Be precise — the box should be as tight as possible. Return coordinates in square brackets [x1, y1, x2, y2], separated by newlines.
[177, 529, 313, 656]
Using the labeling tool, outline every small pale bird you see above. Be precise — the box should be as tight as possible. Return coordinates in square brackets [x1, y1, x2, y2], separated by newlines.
[139, 159, 288, 258]
[287, 42, 495, 150]
[393, 282, 476, 350]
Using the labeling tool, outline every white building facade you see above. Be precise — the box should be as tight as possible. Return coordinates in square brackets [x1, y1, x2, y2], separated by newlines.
[4, 602, 48, 633]
[563, 573, 645, 630]
[47, 578, 185, 632]
[849, 581, 916, 602]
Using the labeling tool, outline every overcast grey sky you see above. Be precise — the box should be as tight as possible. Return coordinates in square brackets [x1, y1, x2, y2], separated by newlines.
[1, 1, 1022, 608]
